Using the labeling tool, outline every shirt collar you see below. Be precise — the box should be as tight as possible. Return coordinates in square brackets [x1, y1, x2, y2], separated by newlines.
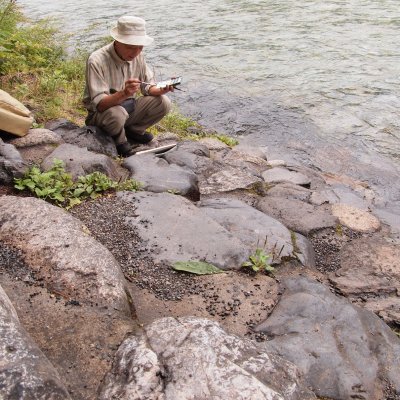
[108, 42, 129, 66]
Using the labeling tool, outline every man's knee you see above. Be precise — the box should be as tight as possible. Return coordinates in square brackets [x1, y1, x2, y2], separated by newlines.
[160, 95, 172, 116]
[99, 106, 129, 133]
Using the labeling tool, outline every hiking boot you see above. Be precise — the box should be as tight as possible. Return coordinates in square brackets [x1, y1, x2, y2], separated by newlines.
[126, 130, 154, 144]
[116, 142, 139, 157]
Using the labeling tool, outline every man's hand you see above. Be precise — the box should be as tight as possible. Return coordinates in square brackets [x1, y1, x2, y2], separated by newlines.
[148, 85, 175, 96]
[124, 79, 141, 96]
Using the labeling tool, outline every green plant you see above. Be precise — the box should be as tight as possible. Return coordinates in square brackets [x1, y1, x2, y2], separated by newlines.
[14, 159, 141, 208]
[242, 248, 275, 275]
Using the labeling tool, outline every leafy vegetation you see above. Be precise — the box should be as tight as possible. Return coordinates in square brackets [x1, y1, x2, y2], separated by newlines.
[242, 248, 275, 275]
[14, 159, 141, 208]
[172, 261, 224, 275]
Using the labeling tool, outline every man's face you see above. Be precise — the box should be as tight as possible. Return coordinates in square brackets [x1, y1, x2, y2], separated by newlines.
[114, 41, 143, 61]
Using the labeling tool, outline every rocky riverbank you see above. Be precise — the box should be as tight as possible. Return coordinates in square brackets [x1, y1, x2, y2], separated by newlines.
[0, 119, 399, 400]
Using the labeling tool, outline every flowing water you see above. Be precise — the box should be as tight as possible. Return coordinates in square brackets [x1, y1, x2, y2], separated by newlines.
[17, 0, 400, 220]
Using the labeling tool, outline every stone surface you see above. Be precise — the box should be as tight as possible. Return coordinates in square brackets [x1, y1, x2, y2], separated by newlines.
[266, 182, 311, 202]
[233, 143, 268, 160]
[329, 236, 400, 325]
[45, 119, 118, 157]
[10, 128, 64, 148]
[199, 198, 297, 264]
[0, 284, 71, 399]
[42, 143, 123, 181]
[0, 196, 132, 315]
[256, 197, 338, 235]
[199, 137, 230, 151]
[268, 159, 287, 168]
[331, 204, 381, 232]
[0, 138, 28, 184]
[262, 167, 311, 187]
[99, 317, 316, 400]
[255, 276, 400, 400]
[222, 148, 269, 172]
[117, 191, 251, 270]
[123, 153, 199, 200]
[200, 165, 263, 195]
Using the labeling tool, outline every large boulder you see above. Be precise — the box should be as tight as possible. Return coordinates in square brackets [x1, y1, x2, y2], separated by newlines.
[117, 191, 251, 270]
[0, 196, 132, 316]
[0, 284, 71, 399]
[0, 138, 28, 184]
[262, 167, 311, 187]
[255, 276, 400, 400]
[99, 317, 316, 400]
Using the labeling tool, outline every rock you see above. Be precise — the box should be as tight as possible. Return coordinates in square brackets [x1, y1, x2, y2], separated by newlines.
[262, 167, 311, 187]
[0, 284, 71, 399]
[222, 148, 269, 172]
[266, 182, 311, 202]
[117, 191, 250, 270]
[255, 276, 400, 400]
[199, 137, 230, 151]
[10, 128, 64, 148]
[330, 186, 371, 210]
[331, 204, 381, 233]
[329, 237, 400, 325]
[200, 165, 263, 195]
[293, 233, 316, 268]
[45, 119, 117, 157]
[198, 198, 297, 264]
[0, 196, 132, 315]
[0, 138, 28, 184]
[268, 159, 287, 168]
[123, 153, 200, 200]
[233, 143, 268, 160]
[309, 189, 339, 205]
[256, 197, 338, 235]
[99, 317, 316, 400]
[41, 143, 123, 181]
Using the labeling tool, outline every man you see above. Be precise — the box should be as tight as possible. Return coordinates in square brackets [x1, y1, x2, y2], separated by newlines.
[83, 15, 173, 156]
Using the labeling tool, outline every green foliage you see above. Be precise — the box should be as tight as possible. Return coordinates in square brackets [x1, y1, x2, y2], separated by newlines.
[14, 159, 141, 208]
[242, 248, 275, 275]
[172, 261, 224, 275]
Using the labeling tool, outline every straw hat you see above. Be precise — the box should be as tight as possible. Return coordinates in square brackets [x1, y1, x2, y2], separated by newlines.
[110, 16, 154, 46]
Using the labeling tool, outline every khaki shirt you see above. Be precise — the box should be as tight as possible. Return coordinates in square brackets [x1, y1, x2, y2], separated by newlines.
[83, 42, 154, 112]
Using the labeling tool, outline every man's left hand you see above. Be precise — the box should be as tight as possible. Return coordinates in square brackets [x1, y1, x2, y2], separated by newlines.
[149, 85, 175, 96]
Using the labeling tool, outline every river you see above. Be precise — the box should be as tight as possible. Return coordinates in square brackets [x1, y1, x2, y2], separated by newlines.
[17, 0, 400, 227]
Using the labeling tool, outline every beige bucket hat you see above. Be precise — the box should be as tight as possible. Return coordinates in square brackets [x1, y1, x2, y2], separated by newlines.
[110, 16, 154, 46]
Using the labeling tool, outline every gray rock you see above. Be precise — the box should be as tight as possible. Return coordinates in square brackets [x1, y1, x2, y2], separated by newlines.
[309, 189, 339, 205]
[99, 317, 316, 400]
[233, 143, 268, 160]
[266, 182, 312, 202]
[0, 285, 71, 399]
[329, 237, 400, 325]
[268, 159, 287, 168]
[0, 138, 28, 184]
[162, 140, 212, 171]
[293, 233, 316, 268]
[45, 119, 117, 157]
[255, 276, 400, 400]
[330, 185, 371, 210]
[0, 196, 132, 315]
[256, 197, 338, 235]
[200, 165, 263, 195]
[198, 137, 230, 151]
[9, 128, 64, 148]
[262, 167, 311, 187]
[123, 154, 199, 200]
[222, 148, 269, 172]
[41, 143, 122, 181]
[117, 192, 250, 270]
[199, 198, 296, 264]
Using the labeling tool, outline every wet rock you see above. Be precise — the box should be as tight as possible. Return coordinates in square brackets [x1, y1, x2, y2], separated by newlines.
[99, 317, 316, 400]
[45, 119, 117, 157]
[200, 165, 263, 195]
[0, 196, 132, 315]
[198, 198, 296, 264]
[331, 204, 381, 233]
[329, 237, 400, 325]
[0, 138, 28, 184]
[262, 167, 311, 187]
[41, 143, 123, 181]
[256, 197, 338, 235]
[0, 285, 71, 399]
[255, 276, 400, 400]
[123, 154, 199, 200]
[117, 191, 250, 270]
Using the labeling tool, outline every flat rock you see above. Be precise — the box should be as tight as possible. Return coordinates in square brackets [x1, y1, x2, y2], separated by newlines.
[117, 191, 250, 270]
[123, 154, 199, 200]
[198, 137, 230, 151]
[233, 143, 268, 160]
[0, 284, 71, 399]
[329, 237, 400, 325]
[256, 197, 338, 235]
[99, 317, 316, 400]
[10, 128, 64, 148]
[42, 143, 123, 181]
[0, 138, 28, 184]
[262, 167, 311, 187]
[45, 119, 117, 157]
[222, 148, 269, 172]
[331, 204, 381, 232]
[0, 196, 132, 315]
[266, 182, 311, 202]
[198, 198, 297, 264]
[255, 276, 400, 400]
[200, 165, 262, 195]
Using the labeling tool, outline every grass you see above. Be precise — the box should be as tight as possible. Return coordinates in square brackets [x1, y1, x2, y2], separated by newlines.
[0, 0, 237, 146]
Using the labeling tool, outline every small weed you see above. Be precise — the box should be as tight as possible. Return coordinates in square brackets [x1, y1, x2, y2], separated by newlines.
[14, 159, 141, 208]
[242, 248, 275, 275]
